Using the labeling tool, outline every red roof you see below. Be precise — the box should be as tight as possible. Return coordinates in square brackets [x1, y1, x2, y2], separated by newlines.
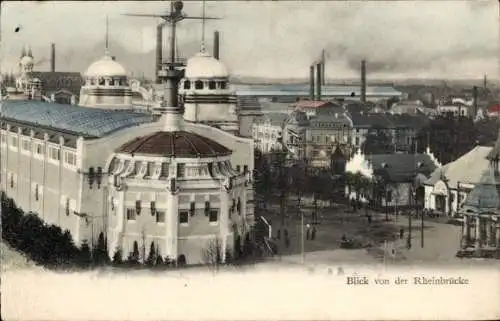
[488, 103, 500, 113]
[293, 100, 332, 109]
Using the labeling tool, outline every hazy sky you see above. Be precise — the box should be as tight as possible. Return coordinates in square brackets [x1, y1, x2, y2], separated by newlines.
[1, 0, 498, 80]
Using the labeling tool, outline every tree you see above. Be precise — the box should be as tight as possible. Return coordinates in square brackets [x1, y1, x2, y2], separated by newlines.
[146, 242, 156, 267]
[92, 232, 109, 265]
[127, 241, 140, 265]
[76, 241, 92, 268]
[112, 247, 123, 265]
[361, 127, 395, 154]
[201, 238, 222, 268]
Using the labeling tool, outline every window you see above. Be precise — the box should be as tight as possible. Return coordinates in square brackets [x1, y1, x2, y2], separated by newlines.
[126, 208, 136, 221]
[208, 80, 216, 90]
[237, 197, 242, 214]
[156, 211, 165, 223]
[177, 163, 185, 178]
[219, 81, 227, 89]
[35, 143, 44, 156]
[10, 136, 18, 148]
[34, 184, 39, 201]
[189, 202, 196, 216]
[179, 211, 189, 224]
[184, 80, 191, 89]
[150, 201, 156, 216]
[21, 139, 31, 151]
[243, 165, 248, 174]
[231, 199, 236, 213]
[209, 210, 218, 223]
[236, 165, 241, 172]
[204, 201, 210, 216]
[64, 151, 77, 166]
[48, 146, 60, 161]
[135, 200, 142, 215]
[195, 80, 203, 90]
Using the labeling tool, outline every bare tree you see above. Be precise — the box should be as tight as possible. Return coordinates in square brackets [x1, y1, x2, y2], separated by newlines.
[201, 237, 222, 270]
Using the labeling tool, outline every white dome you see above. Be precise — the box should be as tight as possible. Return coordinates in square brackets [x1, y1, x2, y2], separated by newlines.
[85, 55, 127, 77]
[20, 56, 34, 66]
[185, 51, 228, 79]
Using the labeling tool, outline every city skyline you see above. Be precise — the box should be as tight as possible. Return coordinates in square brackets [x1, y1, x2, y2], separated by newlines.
[0, 0, 498, 80]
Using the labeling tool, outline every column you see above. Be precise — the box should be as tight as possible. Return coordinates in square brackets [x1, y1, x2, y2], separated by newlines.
[166, 192, 179, 261]
[475, 216, 481, 249]
[462, 215, 470, 249]
[219, 188, 230, 263]
[496, 223, 500, 248]
[485, 219, 492, 247]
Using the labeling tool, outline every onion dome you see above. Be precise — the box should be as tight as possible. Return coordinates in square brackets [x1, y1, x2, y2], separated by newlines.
[20, 55, 34, 67]
[116, 131, 231, 158]
[185, 51, 228, 79]
[84, 54, 126, 77]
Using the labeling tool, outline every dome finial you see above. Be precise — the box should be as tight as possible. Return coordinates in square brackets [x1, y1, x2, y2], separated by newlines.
[104, 15, 110, 56]
[200, 0, 206, 53]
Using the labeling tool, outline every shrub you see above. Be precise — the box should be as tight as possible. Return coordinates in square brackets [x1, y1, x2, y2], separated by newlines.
[112, 247, 123, 266]
[146, 243, 156, 267]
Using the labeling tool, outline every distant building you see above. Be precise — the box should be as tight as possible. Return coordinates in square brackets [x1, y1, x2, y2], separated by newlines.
[252, 112, 287, 153]
[345, 148, 440, 207]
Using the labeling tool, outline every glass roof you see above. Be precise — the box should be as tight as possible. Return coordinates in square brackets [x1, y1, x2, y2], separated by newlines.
[0, 100, 156, 138]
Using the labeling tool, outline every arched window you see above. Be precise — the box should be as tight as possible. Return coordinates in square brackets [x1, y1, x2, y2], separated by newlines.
[208, 80, 216, 90]
[219, 81, 227, 89]
[184, 80, 191, 90]
[195, 80, 203, 90]
[98, 78, 105, 86]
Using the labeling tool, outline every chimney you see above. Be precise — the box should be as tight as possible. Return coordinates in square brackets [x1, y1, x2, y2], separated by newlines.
[155, 23, 163, 84]
[484, 75, 487, 89]
[473, 85, 478, 118]
[361, 60, 366, 103]
[316, 63, 322, 101]
[309, 65, 315, 100]
[213, 31, 220, 60]
[50, 43, 55, 72]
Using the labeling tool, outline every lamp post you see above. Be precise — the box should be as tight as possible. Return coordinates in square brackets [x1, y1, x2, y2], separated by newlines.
[301, 209, 305, 264]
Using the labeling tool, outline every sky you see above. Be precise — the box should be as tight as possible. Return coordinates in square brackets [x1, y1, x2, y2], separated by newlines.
[0, 0, 498, 80]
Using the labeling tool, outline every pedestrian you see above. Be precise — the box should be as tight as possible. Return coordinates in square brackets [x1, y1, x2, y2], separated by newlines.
[399, 228, 404, 239]
[277, 229, 281, 240]
[284, 235, 290, 248]
[367, 214, 372, 225]
[311, 227, 316, 240]
[306, 227, 310, 240]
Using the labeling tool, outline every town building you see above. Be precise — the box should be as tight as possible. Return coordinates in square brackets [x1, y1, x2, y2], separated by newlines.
[252, 112, 288, 154]
[423, 146, 491, 217]
[345, 148, 440, 207]
[0, 30, 255, 265]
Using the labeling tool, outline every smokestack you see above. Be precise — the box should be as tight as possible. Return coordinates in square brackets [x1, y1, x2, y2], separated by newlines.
[309, 65, 315, 100]
[316, 63, 322, 101]
[213, 31, 220, 60]
[473, 85, 478, 118]
[321, 49, 326, 85]
[361, 60, 367, 103]
[50, 43, 55, 72]
[156, 24, 163, 84]
[484, 75, 487, 89]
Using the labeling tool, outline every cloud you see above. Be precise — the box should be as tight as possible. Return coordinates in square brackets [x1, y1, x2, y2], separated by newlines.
[0, 1, 498, 79]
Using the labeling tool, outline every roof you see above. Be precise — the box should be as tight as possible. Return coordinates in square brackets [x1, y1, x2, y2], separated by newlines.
[349, 112, 429, 129]
[425, 146, 492, 186]
[185, 51, 228, 79]
[487, 102, 500, 113]
[116, 131, 232, 158]
[236, 96, 262, 111]
[0, 100, 156, 138]
[366, 153, 438, 182]
[30, 71, 83, 95]
[263, 112, 288, 126]
[462, 168, 500, 211]
[309, 113, 351, 126]
[85, 54, 127, 77]
[293, 100, 338, 109]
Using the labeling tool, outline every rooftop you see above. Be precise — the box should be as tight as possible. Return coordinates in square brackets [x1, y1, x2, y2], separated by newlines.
[0, 100, 156, 138]
[366, 153, 438, 182]
[116, 131, 232, 158]
[425, 146, 492, 186]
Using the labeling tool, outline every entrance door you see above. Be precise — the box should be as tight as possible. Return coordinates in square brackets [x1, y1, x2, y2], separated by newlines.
[435, 195, 446, 213]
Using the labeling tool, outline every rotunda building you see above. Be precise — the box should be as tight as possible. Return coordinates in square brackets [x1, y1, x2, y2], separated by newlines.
[105, 104, 250, 265]
[179, 51, 238, 133]
[79, 53, 133, 109]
